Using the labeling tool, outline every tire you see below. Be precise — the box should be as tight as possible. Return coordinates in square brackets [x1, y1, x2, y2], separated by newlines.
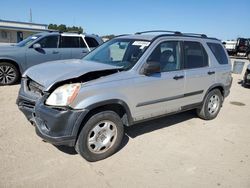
[196, 89, 223, 120]
[75, 111, 124, 162]
[0, 62, 20, 86]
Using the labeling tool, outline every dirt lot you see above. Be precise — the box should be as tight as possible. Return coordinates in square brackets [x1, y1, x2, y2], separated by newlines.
[0, 59, 249, 188]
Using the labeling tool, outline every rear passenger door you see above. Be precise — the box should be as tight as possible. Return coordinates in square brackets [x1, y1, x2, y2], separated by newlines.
[183, 41, 216, 105]
[60, 36, 82, 59]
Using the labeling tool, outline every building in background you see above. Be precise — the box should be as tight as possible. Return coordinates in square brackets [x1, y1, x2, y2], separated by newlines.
[0, 19, 49, 45]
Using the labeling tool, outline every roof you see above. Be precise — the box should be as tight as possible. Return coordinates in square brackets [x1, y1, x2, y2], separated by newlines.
[0, 19, 47, 27]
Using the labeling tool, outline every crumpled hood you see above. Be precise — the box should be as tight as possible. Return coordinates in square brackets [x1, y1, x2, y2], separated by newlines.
[23, 59, 120, 91]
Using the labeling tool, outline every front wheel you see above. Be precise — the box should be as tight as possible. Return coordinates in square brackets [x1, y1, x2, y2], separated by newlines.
[0, 62, 20, 86]
[196, 89, 223, 120]
[75, 111, 124, 162]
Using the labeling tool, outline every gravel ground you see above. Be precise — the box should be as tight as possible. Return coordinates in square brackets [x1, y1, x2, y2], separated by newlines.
[0, 59, 249, 188]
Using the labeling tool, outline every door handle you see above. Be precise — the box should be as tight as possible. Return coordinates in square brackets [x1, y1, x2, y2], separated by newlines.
[52, 51, 59, 54]
[173, 75, 184, 80]
[208, 71, 215, 75]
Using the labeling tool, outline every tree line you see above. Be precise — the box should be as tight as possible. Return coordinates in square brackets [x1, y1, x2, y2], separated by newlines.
[48, 24, 83, 33]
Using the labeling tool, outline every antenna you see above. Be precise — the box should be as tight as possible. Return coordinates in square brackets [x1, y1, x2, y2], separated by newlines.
[29, 8, 32, 22]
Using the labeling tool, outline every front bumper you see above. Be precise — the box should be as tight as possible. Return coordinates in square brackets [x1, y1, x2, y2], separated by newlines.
[17, 80, 88, 146]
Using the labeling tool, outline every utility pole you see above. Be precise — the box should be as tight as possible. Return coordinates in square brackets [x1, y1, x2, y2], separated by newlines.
[29, 8, 32, 23]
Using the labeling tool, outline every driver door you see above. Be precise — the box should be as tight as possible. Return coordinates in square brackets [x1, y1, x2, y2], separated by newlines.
[25, 35, 61, 69]
[131, 40, 186, 121]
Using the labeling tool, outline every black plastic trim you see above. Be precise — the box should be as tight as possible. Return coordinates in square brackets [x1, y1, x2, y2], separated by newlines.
[133, 102, 202, 125]
[85, 99, 133, 126]
[136, 90, 204, 107]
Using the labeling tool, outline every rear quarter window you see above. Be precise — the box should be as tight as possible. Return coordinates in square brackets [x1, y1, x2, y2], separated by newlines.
[85, 37, 99, 48]
[207, 43, 228, 64]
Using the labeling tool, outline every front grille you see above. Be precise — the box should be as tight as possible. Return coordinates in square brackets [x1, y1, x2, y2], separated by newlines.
[27, 79, 44, 97]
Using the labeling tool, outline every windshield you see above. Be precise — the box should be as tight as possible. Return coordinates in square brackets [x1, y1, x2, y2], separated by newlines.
[16, 35, 41, 47]
[83, 38, 150, 70]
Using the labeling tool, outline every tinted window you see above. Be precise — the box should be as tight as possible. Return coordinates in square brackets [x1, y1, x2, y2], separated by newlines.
[147, 41, 181, 72]
[60, 36, 80, 48]
[183, 41, 208, 69]
[207, 43, 228, 64]
[79, 37, 87, 48]
[85, 37, 99, 47]
[38, 35, 58, 48]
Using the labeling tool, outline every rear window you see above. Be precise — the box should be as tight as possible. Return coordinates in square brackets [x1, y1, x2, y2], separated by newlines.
[85, 37, 99, 48]
[207, 43, 228, 64]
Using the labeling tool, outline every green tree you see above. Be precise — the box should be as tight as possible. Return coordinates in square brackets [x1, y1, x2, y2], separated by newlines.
[48, 23, 84, 33]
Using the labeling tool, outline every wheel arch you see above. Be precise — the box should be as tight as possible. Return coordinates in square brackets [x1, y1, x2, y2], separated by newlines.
[74, 99, 133, 143]
[0, 58, 22, 75]
[205, 84, 225, 99]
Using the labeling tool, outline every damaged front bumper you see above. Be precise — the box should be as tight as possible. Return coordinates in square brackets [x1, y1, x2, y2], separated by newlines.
[17, 79, 88, 146]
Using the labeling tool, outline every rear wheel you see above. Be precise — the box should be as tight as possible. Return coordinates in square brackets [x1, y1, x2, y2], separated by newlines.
[0, 62, 20, 85]
[196, 89, 223, 120]
[75, 111, 124, 162]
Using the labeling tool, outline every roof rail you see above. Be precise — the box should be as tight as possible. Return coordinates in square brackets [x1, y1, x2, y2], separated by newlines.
[135, 30, 182, 35]
[182, 33, 207, 38]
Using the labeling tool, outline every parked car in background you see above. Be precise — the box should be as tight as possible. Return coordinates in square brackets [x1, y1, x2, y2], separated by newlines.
[223, 38, 250, 59]
[222, 40, 237, 56]
[243, 64, 250, 87]
[0, 32, 103, 85]
[17, 30, 232, 161]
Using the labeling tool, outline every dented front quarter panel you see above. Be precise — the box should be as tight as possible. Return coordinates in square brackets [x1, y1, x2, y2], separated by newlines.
[70, 70, 139, 111]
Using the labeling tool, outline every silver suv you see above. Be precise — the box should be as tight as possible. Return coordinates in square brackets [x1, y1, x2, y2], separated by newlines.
[17, 31, 232, 161]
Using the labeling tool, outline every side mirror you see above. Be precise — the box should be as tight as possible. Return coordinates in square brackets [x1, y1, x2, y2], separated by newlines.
[142, 61, 161, 76]
[33, 43, 41, 49]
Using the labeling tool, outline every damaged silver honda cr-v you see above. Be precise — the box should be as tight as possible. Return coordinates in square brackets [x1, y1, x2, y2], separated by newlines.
[17, 31, 232, 161]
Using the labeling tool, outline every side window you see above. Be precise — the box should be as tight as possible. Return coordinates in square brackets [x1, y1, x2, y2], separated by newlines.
[85, 37, 99, 48]
[79, 37, 87, 48]
[38, 35, 58, 48]
[60, 36, 80, 48]
[183, 41, 208, 69]
[147, 41, 181, 72]
[207, 43, 228, 64]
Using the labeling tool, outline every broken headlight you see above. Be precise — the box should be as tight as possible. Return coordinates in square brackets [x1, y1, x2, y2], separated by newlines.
[45, 83, 81, 106]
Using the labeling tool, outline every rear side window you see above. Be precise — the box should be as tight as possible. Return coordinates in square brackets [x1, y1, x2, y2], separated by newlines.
[183, 41, 208, 69]
[79, 37, 87, 48]
[38, 35, 58, 48]
[60, 36, 81, 48]
[85, 37, 99, 47]
[207, 43, 228, 64]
